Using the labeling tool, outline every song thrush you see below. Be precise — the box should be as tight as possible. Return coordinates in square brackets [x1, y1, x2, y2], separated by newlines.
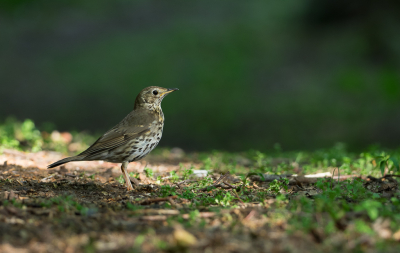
[48, 86, 178, 191]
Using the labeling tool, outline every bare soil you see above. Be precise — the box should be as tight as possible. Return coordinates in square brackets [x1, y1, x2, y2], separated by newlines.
[0, 149, 399, 253]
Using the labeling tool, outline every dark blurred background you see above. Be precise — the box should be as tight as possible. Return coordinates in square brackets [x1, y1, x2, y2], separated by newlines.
[1, 0, 400, 152]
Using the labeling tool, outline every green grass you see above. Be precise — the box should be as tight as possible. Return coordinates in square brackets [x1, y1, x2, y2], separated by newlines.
[1, 118, 400, 251]
[3, 118, 400, 178]
[0, 117, 96, 154]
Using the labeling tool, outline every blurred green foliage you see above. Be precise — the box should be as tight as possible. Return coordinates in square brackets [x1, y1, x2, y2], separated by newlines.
[0, 118, 43, 152]
[3, 117, 400, 179]
[1, 0, 400, 151]
[192, 141, 400, 179]
[0, 118, 95, 154]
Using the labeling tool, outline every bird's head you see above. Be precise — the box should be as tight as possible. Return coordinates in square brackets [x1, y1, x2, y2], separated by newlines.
[134, 86, 178, 110]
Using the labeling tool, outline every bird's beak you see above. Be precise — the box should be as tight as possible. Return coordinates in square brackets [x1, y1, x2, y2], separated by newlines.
[161, 88, 179, 96]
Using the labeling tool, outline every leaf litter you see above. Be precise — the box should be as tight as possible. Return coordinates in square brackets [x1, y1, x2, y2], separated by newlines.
[0, 148, 400, 252]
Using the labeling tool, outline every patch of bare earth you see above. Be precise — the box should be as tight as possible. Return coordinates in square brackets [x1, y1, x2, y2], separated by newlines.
[0, 149, 399, 252]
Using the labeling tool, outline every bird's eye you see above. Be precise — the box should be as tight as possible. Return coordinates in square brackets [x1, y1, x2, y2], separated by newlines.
[153, 90, 158, 95]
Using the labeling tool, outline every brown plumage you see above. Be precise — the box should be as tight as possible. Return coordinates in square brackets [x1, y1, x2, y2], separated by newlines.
[48, 86, 178, 191]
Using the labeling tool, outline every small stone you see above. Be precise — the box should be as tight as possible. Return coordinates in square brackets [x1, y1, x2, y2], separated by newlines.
[8, 191, 17, 200]
[173, 227, 197, 247]
[170, 147, 185, 159]
[393, 230, 400, 241]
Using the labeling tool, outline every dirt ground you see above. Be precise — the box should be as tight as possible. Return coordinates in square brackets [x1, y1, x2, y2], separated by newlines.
[0, 149, 399, 253]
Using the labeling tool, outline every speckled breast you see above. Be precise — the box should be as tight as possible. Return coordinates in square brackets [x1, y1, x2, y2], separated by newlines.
[126, 126, 163, 163]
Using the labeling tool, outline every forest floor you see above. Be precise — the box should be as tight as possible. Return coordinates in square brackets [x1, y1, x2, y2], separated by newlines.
[1, 147, 400, 253]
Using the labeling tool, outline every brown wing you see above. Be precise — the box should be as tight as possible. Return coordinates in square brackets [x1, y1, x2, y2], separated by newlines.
[78, 109, 155, 158]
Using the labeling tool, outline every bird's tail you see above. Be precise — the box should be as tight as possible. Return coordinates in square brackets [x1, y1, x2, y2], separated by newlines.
[48, 156, 84, 168]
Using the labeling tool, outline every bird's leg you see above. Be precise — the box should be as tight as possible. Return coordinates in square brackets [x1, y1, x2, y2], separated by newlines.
[121, 162, 134, 191]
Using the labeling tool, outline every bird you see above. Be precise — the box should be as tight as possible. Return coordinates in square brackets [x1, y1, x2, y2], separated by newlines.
[48, 86, 178, 191]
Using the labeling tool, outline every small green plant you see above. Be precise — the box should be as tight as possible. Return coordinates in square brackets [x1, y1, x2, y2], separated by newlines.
[188, 209, 200, 222]
[129, 172, 140, 179]
[237, 172, 264, 194]
[182, 165, 194, 180]
[274, 162, 293, 174]
[197, 175, 214, 188]
[179, 189, 196, 200]
[159, 185, 177, 197]
[3, 199, 24, 209]
[355, 199, 383, 221]
[268, 178, 289, 194]
[202, 157, 213, 171]
[144, 168, 154, 178]
[156, 176, 163, 184]
[127, 202, 142, 211]
[354, 219, 374, 235]
[215, 191, 235, 207]
[374, 153, 400, 176]
[133, 235, 145, 249]
[116, 175, 125, 184]
[169, 171, 179, 183]
[0, 118, 43, 152]
[254, 151, 266, 168]
[40, 195, 90, 215]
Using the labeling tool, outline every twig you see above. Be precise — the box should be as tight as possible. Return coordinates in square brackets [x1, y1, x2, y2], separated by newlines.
[129, 177, 140, 186]
[214, 172, 230, 185]
[289, 176, 319, 184]
[41, 174, 56, 182]
[136, 184, 158, 191]
[132, 209, 180, 215]
[181, 212, 215, 219]
[384, 174, 400, 178]
[244, 210, 256, 221]
[290, 174, 364, 185]
[198, 173, 232, 191]
[7, 190, 19, 200]
[175, 179, 199, 189]
[293, 177, 305, 189]
[140, 212, 217, 221]
[331, 167, 340, 189]
[140, 215, 167, 221]
[332, 175, 362, 180]
[199, 183, 233, 191]
[367, 176, 380, 182]
[176, 179, 198, 185]
[222, 181, 237, 189]
[140, 195, 177, 205]
[304, 172, 332, 178]
[233, 190, 245, 205]
[310, 228, 323, 243]
[168, 197, 177, 207]
[250, 174, 292, 182]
